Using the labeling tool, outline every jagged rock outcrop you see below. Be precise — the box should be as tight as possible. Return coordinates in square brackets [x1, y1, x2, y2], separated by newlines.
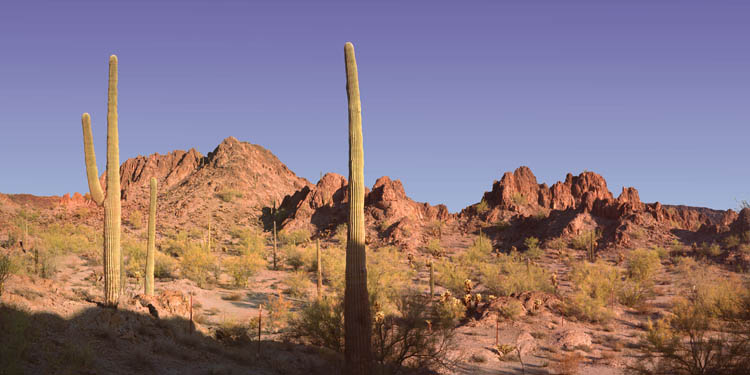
[470, 166, 730, 249]
[279, 174, 453, 250]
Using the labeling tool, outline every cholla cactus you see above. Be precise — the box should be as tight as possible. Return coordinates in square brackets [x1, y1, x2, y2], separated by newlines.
[374, 311, 385, 324]
[475, 293, 482, 303]
[463, 279, 474, 294]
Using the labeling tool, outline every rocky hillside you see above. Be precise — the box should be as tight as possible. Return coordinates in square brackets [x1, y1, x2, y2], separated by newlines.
[463, 166, 740, 253]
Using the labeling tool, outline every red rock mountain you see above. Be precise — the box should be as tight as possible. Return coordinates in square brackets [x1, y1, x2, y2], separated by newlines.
[278, 174, 452, 249]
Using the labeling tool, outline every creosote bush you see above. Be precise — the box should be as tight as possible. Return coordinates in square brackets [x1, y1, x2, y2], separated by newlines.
[479, 252, 554, 297]
[475, 199, 489, 214]
[180, 243, 219, 288]
[425, 238, 444, 257]
[216, 189, 243, 202]
[524, 236, 543, 259]
[278, 229, 310, 247]
[284, 270, 312, 299]
[224, 252, 265, 288]
[0, 254, 11, 296]
[565, 260, 620, 322]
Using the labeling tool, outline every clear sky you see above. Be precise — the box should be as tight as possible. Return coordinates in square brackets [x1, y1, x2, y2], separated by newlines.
[0, 0, 748, 212]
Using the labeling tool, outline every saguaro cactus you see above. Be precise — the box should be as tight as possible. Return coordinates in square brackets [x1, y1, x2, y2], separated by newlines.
[343, 42, 372, 375]
[81, 55, 122, 307]
[316, 238, 322, 299]
[145, 177, 157, 296]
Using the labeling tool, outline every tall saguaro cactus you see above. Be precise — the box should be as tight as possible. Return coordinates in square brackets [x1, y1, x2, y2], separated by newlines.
[343, 42, 372, 375]
[145, 177, 157, 296]
[316, 238, 322, 300]
[81, 55, 122, 307]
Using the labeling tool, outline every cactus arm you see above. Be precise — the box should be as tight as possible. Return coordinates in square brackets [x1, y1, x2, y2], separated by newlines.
[81, 113, 105, 205]
[343, 41, 372, 375]
[145, 177, 157, 296]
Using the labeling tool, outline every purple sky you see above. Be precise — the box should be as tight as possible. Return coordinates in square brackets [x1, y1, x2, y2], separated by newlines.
[1, 0, 748, 212]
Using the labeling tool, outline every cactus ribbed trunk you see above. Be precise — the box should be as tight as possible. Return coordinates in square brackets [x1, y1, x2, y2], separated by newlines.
[316, 238, 322, 300]
[343, 42, 372, 375]
[207, 215, 212, 253]
[81, 55, 122, 307]
[272, 220, 277, 271]
[145, 177, 157, 296]
[429, 260, 434, 299]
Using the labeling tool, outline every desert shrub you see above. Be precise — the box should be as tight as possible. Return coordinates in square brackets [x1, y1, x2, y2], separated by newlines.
[626, 248, 661, 283]
[564, 261, 620, 322]
[162, 230, 191, 256]
[288, 297, 345, 351]
[128, 210, 143, 229]
[154, 251, 177, 279]
[180, 243, 218, 288]
[434, 260, 471, 297]
[630, 288, 750, 375]
[283, 244, 315, 271]
[334, 224, 347, 245]
[723, 235, 741, 250]
[217, 189, 243, 202]
[368, 246, 416, 315]
[373, 294, 458, 372]
[215, 318, 254, 345]
[433, 293, 466, 327]
[475, 199, 489, 214]
[428, 220, 444, 238]
[320, 246, 346, 292]
[571, 230, 600, 251]
[425, 238, 444, 257]
[0, 254, 10, 296]
[697, 242, 723, 258]
[552, 351, 584, 375]
[498, 299, 524, 320]
[37, 223, 98, 255]
[547, 236, 567, 251]
[479, 253, 553, 296]
[36, 249, 59, 279]
[511, 192, 527, 206]
[278, 229, 310, 246]
[653, 246, 670, 260]
[524, 236, 543, 259]
[265, 293, 292, 332]
[620, 249, 661, 307]
[232, 227, 265, 255]
[123, 236, 146, 280]
[284, 271, 311, 299]
[224, 252, 265, 288]
[459, 233, 492, 265]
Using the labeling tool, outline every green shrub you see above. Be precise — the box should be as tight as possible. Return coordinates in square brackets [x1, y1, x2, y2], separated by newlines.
[498, 299, 524, 320]
[283, 244, 313, 271]
[232, 227, 265, 255]
[434, 260, 471, 297]
[289, 297, 345, 351]
[496, 220, 511, 231]
[475, 199, 489, 214]
[320, 246, 346, 293]
[123, 236, 145, 279]
[564, 261, 620, 322]
[154, 251, 177, 279]
[459, 234, 493, 265]
[217, 189, 243, 202]
[698, 242, 722, 257]
[284, 271, 311, 299]
[128, 210, 143, 229]
[571, 230, 600, 251]
[333, 224, 347, 245]
[723, 235, 741, 249]
[368, 246, 416, 315]
[278, 229, 310, 246]
[180, 243, 218, 288]
[479, 253, 553, 296]
[626, 248, 661, 283]
[547, 237, 567, 251]
[511, 192, 527, 206]
[224, 252, 265, 288]
[425, 238, 444, 257]
[524, 237, 542, 259]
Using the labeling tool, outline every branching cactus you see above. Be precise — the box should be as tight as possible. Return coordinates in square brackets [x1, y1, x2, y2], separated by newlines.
[81, 55, 122, 307]
[343, 42, 372, 375]
[145, 177, 157, 296]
